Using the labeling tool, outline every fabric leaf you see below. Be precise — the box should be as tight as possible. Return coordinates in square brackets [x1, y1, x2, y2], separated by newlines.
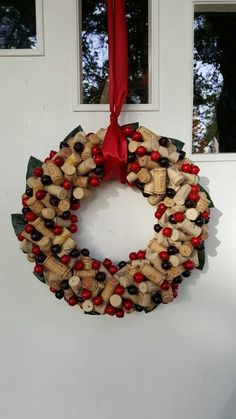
[11, 213, 26, 236]
[26, 156, 43, 180]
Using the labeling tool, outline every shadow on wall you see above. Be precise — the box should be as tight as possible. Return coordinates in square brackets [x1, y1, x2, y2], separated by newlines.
[219, 387, 236, 419]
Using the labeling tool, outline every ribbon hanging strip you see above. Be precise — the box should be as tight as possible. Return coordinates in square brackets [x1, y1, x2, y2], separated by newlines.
[101, 0, 128, 183]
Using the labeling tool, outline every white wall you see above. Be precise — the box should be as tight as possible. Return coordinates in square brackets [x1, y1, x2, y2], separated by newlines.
[1, 1, 236, 419]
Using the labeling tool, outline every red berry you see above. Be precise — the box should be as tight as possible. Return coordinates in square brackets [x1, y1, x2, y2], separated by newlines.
[172, 289, 178, 298]
[171, 283, 179, 290]
[128, 182, 136, 187]
[161, 280, 170, 290]
[154, 211, 163, 219]
[173, 212, 184, 223]
[70, 224, 78, 233]
[183, 260, 195, 270]
[162, 227, 172, 237]
[49, 150, 57, 159]
[116, 308, 124, 318]
[132, 131, 143, 141]
[181, 163, 191, 173]
[122, 299, 133, 311]
[191, 185, 200, 193]
[54, 156, 64, 167]
[44, 157, 50, 163]
[137, 250, 146, 260]
[158, 203, 167, 213]
[17, 232, 24, 241]
[81, 289, 92, 300]
[74, 260, 84, 270]
[105, 304, 116, 316]
[34, 264, 44, 275]
[129, 252, 137, 261]
[129, 162, 141, 173]
[60, 254, 71, 265]
[201, 210, 210, 219]
[91, 145, 102, 155]
[191, 237, 202, 248]
[133, 272, 145, 283]
[114, 285, 125, 296]
[191, 165, 200, 175]
[87, 132, 94, 138]
[25, 212, 37, 222]
[92, 261, 100, 270]
[67, 296, 78, 306]
[103, 258, 112, 268]
[136, 146, 147, 157]
[22, 196, 29, 206]
[24, 224, 34, 234]
[70, 214, 78, 223]
[63, 180, 72, 190]
[188, 192, 200, 202]
[89, 176, 100, 187]
[159, 251, 169, 261]
[35, 189, 46, 200]
[92, 296, 103, 306]
[50, 286, 58, 293]
[122, 125, 135, 137]
[109, 265, 118, 274]
[32, 245, 41, 255]
[52, 226, 63, 235]
[150, 151, 161, 161]
[33, 167, 43, 177]
[94, 155, 104, 165]
[71, 202, 80, 210]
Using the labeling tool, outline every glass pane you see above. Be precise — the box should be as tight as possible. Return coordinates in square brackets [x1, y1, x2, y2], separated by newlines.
[193, 3, 236, 153]
[0, 0, 36, 49]
[80, 0, 149, 104]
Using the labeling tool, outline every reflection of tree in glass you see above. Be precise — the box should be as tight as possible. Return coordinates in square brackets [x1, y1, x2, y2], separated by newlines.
[0, 1, 36, 49]
[193, 12, 236, 153]
[81, 0, 148, 104]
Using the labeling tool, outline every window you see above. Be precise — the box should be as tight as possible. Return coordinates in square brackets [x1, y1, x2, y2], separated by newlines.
[0, 0, 44, 56]
[74, 0, 159, 111]
[192, 2, 236, 154]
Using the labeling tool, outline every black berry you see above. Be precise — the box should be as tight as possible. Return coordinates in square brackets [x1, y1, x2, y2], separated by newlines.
[159, 157, 169, 168]
[74, 142, 84, 153]
[41, 175, 53, 186]
[182, 270, 191, 278]
[44, 219, 55, 229]
[81, 248, 89, 256]
[127, 285, 138, 295]
[25, 188, 33, 197]
[51, 244, 61, 254]
[96, 272, 106, 282]
[151, 293, 162, 305]
[70, 248, 80, 258]
[167, 245, 178, 255]
[166, 188, 176, 198]
[154, 224, 162, 233]
[159, 137, 169, 147]
[55, 289, 64, 299]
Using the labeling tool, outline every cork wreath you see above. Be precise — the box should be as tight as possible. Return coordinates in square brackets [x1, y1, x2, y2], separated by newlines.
[11, 123, 213, 317]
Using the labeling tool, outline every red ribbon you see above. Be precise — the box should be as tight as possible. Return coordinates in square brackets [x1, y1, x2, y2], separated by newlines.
[101, 0, 128, 183]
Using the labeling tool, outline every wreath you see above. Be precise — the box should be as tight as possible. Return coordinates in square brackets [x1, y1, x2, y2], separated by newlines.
[11, 123, 213, 317]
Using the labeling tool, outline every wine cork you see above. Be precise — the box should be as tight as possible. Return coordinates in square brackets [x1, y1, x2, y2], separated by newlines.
[190, 250, 199, 267]
[73, 131, 87, 144]
[180, 219, 202, 237]
[155, 231, 169, 246]
[45, 185, 67, 200]
[81, 276, 99, 293]
[101, 277, 119, 302]
[170, 204, 186, 214]
[118, 274, 133, 287]
[88, 133, 101, 144]
[96, 128, 107, 141]
[137, 168, 151, 183]
[169, 254, 189, 267]
[122, 290, 139, 304]
[64, 288, 76, 302]
[152, 168, 166, 194]
[148, 238, 166, 253]
[182, 172, 198, 185]
[57, 199, 70, 213]
[44, 269, 62, 287]
[77, 158, 96, 175]
[127, 172, 138, 183]
[174, 184, 191, 205]
[82, 300, 94, 312]
[152, 256, 168, 274]
[46, 161, 64, 185]
[54, 216, 71, 228]
[73, 269, 96, 278]
[94, 303, 106, 314]
[148, 195, 163, 206]
[171, 229, 187, 242]
[159, 211, 168, 228]
[128, 141, 140, 153]
[52, 227, 71, 245]
[20, 239, 33, 254]
[27, 253, 35, 263]
[138, 126, 158, 142]
[185, 208, 199, 221]
[27, 177, 42, 192]
[61, 164, 77, 181]
[80, 257, 93, 270]
[138, 292, 151, 307]
[168, 151, 180, 163]
[196, 193, 210, 213]
[42, 163, 50, 176]
[57, 146, 72, 160]
[139, 280, 159, 294]
[161, 288, 174, 304]
[138, 156, 158, 170]
[64, 151, 81, 167]
[41, 208, 55, 220]
[38, 237, 52, 255]
[167, 166, 184, 186]
[166, 265, 185, 281]
[81, 142, 93, 160]
[110, 294, 122, 308]
[44, 255, 71, 278]
[163, 197, 175, 208]
[158, 146, 169, 157]
[144, 180, 155, 195]
[140, 264, 164, 286]
[31, 217, 55, 240]
[73, 176, 89, 188]
[73, 187, 89, 200]
[179, 241, 194, 257]
[41, 194, 59, 214]
[27, 196, 44, 215]
[60, 237, 76, 254]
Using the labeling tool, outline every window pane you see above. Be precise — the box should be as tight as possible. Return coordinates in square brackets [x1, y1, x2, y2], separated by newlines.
[193, 3, 236, 153]
[0, 0, 36, 49]
[81, 0, 149, 104]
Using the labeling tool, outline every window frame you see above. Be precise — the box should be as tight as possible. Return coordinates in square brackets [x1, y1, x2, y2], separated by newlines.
[73, 0, 159, 112]
[188, 0, 236, 161]
[0, 0, 44, 57]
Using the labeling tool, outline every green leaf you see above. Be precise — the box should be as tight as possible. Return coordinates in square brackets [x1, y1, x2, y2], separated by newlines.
[197, 249, 206, 270]
[199, 184, 214, 208]
[11, 213, 26, 236]
[170, 138, 185, 150]
[33, 272, 46, 284]
[121, 122, 139, 131]
[26, 156, 43, 180]
[63, 125, 83, 143]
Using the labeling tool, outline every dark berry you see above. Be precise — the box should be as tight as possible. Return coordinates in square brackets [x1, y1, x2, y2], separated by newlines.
[61, 280, 70, 290]
[177, 150, 186, 161]
[154, 224, 162, 233]
[205, 218, 210, 224]
[49, 196, 60, 206]
[159, 157, 169, 168]
[167, 245, 178, 255]
[96, 272, 106, 282]
[36, 252, 46, 263]
[69, 248, 80, 258]
[94, 165, 104, 176]
[55, 289, 64, 299]
[51, 244, 61, 254]
[135, 304, 144, 312]
[74, 142, 84, 153]
[61, 211, 71, 220]
[71, 196, 80, 204]
[77, 296, 84, 303]
[59, 141, 69, 149]
[81, 248, 89, 256]
[159, 137, 169, 147]
[41, 175, 52, 186]
[182, 270, 191, 278]
[185, 200, 196, 208]
[25, 188, 33, 197]
[44, 219, 55, 229]
[161, 261, 172, 270]
[195, 217, 204, 227]
[31, 231, 42, 241]
[172, 276, 183, 284]
[151, 293, 162, 305]
[127, 285, 138, 295]
[168, 215, 177, 224]
[22, 207, 30, 215]
[128, 153, 136, 163]
[166, 188, 176, 198]
[118, 261, 127, 269]
[198, 243, 205, 251]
